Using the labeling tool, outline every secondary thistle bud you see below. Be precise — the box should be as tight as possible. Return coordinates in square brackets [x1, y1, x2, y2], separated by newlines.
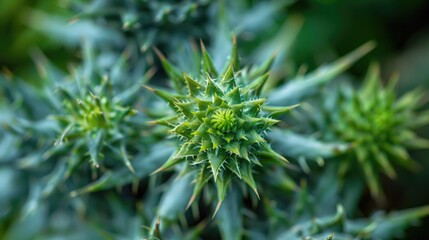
[313, 64, 429, 197]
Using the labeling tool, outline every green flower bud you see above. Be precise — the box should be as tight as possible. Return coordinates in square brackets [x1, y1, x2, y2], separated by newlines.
[149, 38, 294, 211]
[316, 64, 429, 197]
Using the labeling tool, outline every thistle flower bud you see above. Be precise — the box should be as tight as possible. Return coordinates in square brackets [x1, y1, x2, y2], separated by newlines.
[316, 64, 429, 197]
[149, 39, 295, 209]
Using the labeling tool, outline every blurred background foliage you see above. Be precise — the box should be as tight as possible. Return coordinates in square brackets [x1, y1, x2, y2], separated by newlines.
[2, 0, 429, 239]
[4, 0, 429, 86]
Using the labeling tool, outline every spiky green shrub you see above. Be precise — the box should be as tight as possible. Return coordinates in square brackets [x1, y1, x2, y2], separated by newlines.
[148, 39, 298, 212]
[0, 43, 171, 239]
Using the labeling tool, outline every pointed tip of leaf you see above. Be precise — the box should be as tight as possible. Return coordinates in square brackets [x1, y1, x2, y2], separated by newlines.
[68, 174, 111, 196]
[212, 201, 223, 219]
[143, 85, 155, 92]
[200, 38, 207, 52]
[362, 40, 377, 52]
[212, 169, 219, 182]
[147, 120, 158, 125]
[290, 103, 301, 109]
[143, 67, 157, 83]
[153, 216, 162, 238]
[272, 49, 280, 58]
[127, 164, 136, 175]
[69, 190, 78, 198]
[152, 46, 166, 61]
[151, 167, 166, 176]
[186, 194, 197, 210]
[252, 187, 260, 199]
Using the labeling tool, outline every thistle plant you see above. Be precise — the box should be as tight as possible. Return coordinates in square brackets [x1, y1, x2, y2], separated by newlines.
[0, 43, 161, 238]
[54, 65, 139, 172]
[148, 38, 296, 210]
[23, 44, 152, 173]
[308, 64, 429, 197]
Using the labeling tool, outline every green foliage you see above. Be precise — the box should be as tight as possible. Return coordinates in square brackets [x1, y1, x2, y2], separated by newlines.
[266, 41, 375, 106]
[0, 42, 164, 239]
[2, 0, 429, 239]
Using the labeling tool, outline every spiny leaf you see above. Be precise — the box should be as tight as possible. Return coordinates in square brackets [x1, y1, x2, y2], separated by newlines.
[150, 114, 182, 127]
[208, 150, 227, 181]
[153, 47, 184, 93]
[246, 129, 266, 144]
[225, 142, 241, 155]
[372, 149, 396, 178]
[174, 101, 195, 119]
[372, 205, 429, 239]
[144, 85, 186, 106]
[268, 41, 375, 105]
[263, 104, 300, 118]
[226, 86, 242, 104]
[242, 72, 270, 96]
[205, 75, 224, 97]
[249, 52, 276, 79]
[216, 189, 243, 240]
[258, 144, 288, 163]
[152, 152, 186, 175]
[220, 65, 236, 89]
[71, 144, 174, 194]
[224, 35, 239, 73]
[200, 39, 218, 77]
[184, 73, 203, 96]
[87, 131, 103, 168]
[241, 161, 259, 198]
[362, 161, 380, 198]
[213, 174, 231, 217]
[362, 62, 381, 97]
[187, 167, 211, 209]
[159, 173, 193, 221]
[120, 142, 135, 174]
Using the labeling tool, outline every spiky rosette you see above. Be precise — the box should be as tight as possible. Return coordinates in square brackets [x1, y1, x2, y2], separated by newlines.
[148, 38, 297, 209]
[3, 42, 153, 175]
[54, 78, 139, 172]
[315, 64, 429, 197]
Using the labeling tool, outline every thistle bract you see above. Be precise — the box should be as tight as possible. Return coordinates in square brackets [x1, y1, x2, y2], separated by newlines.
[149, 39, 296, 208]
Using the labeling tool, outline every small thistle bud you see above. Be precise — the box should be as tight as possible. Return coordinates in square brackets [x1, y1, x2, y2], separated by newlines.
[48, 42, 150, 174]
[315, 64, 429, 197]
[149, 39, 293, 209]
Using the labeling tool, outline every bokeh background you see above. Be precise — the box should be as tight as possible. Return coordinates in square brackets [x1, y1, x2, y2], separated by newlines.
[2, 0, 429, 238]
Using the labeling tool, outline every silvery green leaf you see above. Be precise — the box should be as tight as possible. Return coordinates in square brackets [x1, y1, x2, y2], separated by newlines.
[372, 205, 429, 239]
[268, 41, 375, 106]
[70, 143, 174, 195]
[269, 129, 349, 160]
[159, 173, 193, 221]
[217, 188, 243, 240]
